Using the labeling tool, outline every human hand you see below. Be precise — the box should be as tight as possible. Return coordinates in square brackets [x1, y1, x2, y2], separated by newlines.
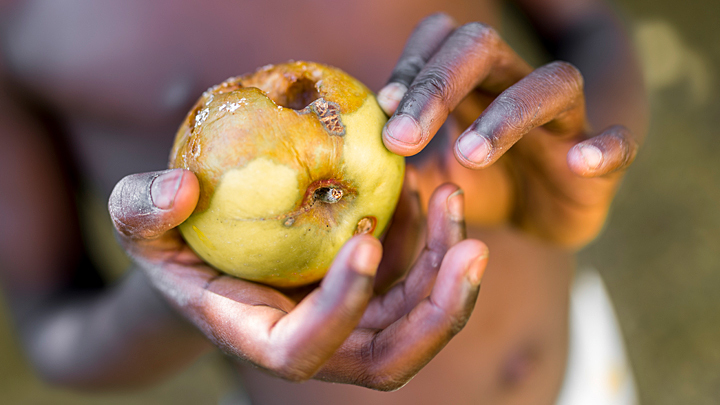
[108, 168, 487, 389]
[377, 14, 639, 247]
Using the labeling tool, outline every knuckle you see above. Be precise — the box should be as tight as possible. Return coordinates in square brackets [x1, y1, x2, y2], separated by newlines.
[491, 93, 537, 132]
[411, 68, 456, 105]
[422, 246, 446, 272]
[355, 334, 410, 391]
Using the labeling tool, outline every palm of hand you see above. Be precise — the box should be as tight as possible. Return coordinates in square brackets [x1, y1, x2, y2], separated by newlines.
[110, 169, 487, 389]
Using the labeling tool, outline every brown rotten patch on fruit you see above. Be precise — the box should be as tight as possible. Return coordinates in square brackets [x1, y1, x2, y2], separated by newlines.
[305, 99, 346, 135]
[354, 216, 377, 235]
[170, 62, 366, 213]
[169, 61, 404, 287]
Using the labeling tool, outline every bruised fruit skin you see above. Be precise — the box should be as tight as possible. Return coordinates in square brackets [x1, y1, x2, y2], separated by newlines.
[169, 61, 404, 287]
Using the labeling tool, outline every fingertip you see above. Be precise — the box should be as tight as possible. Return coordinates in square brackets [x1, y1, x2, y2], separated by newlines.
[446, 188, 464, 222]
[109, 169, 200, 240]
[426, 183, 465, 251]
[437, 239, 489, 287]
[427, 183, 463, 214]
[567, 144, 604, 177]
[171, 169, 200, 219]
[377, 83, 407, 116]
[430, 239, 487, 314]
[463, 240, 489, 286]
[150, 169, 183, 210]
[382, 115, 423, 156]
[350, 235, 383, 277]
[454, 132, 492, 169]
[568, 126, 638, 178]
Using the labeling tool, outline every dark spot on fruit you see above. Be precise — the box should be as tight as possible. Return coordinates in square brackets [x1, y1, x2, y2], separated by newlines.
[306, 98, 345, 136]
[314, 186, 343, 204]
[354, 216, 377, 235]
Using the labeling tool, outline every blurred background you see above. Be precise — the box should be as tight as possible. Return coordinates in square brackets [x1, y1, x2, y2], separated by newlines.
[0, 0, 718, 403]
[579, 0, 720, 402]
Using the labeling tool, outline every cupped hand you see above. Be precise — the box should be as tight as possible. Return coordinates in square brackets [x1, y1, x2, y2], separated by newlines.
[108, 168, 487, 389]
[377, 13, 640, 247]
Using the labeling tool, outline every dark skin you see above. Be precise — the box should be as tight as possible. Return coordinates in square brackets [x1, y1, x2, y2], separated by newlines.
[0, 0, 646, 402]
[379, 13, 642, 246]
[110, 169, 487, 387]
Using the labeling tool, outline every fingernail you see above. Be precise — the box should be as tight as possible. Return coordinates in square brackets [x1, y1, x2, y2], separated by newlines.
[457, 132, 491, 165]
[578, 145, 603, 170]
[352, 240, 380, 277]
[377, 83, 407, 115]
[446, 189, 464, 222]
[467, 249, 489, 286]
[384, 115, 422, 146]
[151, 170, 184, 210]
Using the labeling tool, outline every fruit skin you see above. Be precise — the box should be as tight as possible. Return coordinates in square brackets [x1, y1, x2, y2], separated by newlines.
[169, 61, 404, 287]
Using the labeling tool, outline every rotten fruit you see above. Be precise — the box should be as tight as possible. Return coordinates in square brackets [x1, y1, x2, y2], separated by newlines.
[169, 61, 405, 287]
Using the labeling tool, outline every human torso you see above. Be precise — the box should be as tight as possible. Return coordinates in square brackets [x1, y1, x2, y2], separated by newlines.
[2, 0, 497, 193]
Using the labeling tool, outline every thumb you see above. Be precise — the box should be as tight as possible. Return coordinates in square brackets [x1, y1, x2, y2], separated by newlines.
[109, 169, 199, 240]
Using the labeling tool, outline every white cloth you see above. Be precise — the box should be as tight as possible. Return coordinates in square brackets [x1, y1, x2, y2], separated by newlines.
[556, 270, 640, 405]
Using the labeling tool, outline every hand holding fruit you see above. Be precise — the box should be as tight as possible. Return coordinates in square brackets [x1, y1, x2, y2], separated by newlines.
[108, 60, 488, 388]
[109, 167, 487, 389]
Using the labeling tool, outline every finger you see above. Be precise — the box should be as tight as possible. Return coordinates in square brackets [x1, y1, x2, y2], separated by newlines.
[567, 125, 638, 177]
[373, 167, 423, 293]
[200, 235, 382, 381]
[361, 183, 465, 329]
[109, 169, 199, 240]
[317, 239, 488, 390]
[382, 22, 532, 156]
[568, 125, 639, 177]
[454, 61, 587, 169]
[377, 13, 457, 115]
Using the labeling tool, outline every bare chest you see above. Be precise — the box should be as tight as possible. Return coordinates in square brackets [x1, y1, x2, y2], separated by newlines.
[5, 0, 497, 123]
[4, 0, 497, 191]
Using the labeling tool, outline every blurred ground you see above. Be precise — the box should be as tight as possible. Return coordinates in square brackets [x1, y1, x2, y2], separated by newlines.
[1, 0, 718, 403]
[579, 0, 720, 403]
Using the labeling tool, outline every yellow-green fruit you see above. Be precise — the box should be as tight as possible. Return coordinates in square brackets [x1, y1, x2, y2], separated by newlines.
[169, 61, 404, 287]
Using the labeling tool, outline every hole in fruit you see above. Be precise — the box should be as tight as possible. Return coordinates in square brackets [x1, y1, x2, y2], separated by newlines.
[253, 76, 320, 110]
[354, 216, 377, 235]
[239, 69, 345, 135]
[314, 187, 343, 204]
[283, 78, 321, 110]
